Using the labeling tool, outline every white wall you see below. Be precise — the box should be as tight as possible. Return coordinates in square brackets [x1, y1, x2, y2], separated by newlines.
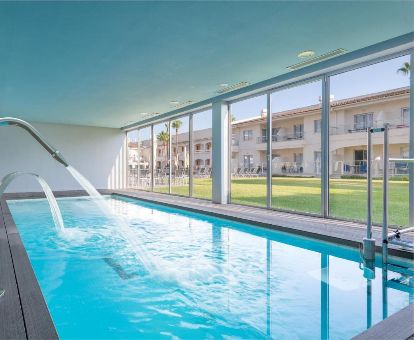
[0, 122, 127, 193]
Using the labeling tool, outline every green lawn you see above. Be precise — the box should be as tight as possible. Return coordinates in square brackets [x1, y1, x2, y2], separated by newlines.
[152, 177, 409, 227]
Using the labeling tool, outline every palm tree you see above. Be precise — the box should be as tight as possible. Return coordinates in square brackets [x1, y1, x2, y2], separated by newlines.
[171, 120, 182, 167]
[157, 130, 169, 169]
[397, 62, 410, 75]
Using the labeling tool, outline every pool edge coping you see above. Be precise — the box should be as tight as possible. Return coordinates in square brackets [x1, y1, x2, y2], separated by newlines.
[0, 198, 58, 340]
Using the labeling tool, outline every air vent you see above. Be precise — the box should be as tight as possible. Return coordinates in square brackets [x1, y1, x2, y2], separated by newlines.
[171, 100, 194, 109]
[216, 81, 250, 94]
[141, 112, 159, 119]
[287, 48, 347, 71]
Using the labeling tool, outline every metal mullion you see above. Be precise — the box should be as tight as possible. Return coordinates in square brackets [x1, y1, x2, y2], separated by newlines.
[151, 125, 155, 192]
[168, 120, 172, 194]
[136, 129, 140, 189]
[266, 93, 272, 209]
[228, 103, 232, 203]
[321, 75, 330, 217]
[189, 114, 194, 197]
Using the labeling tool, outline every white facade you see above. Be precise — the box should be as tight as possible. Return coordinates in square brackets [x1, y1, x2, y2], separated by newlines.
[128, 87, 410, 178]
[0, 122, 127, 192]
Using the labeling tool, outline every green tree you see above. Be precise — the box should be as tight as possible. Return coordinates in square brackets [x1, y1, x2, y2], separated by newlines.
[397, 62, 410, 75]
[157, 130, 169, 169]
[171, 120, 183, 166]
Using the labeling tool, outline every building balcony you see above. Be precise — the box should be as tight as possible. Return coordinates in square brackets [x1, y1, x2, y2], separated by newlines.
[257, 134, 304, 144]
[330, 123, 410, 136]
[330, 124, 409, 149]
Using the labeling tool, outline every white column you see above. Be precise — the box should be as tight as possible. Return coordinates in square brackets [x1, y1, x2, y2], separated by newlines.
[212, 101, 229, 204]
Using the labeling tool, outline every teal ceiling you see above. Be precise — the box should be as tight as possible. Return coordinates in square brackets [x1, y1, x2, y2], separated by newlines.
[0, 1, 413, 128]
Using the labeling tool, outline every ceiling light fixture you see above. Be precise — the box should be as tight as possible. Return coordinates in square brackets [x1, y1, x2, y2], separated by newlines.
[172, 100, 194, 108]
[216, 81, 250, 94]
[297, 50, 315, 58]
[287, 48, 347, 71]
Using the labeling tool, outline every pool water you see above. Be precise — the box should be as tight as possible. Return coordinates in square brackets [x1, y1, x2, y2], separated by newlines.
[7, 195, 413, 339]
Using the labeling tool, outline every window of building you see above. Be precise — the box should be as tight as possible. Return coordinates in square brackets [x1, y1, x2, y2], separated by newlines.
[401, 146, 409, 159]
[262, 128, 280, 141]
[401, 107, 410, 126]
[353, 113, 374, 131]
[293, 124, 304, 138]
[243, 129, 253, 141]
[314, 151, 321, 175]
[243, 155, 253, 169]
[314, 119, 321, 133]
[293, 153, 303, 165]
[205, 159, 210, 166]
[195, 143, 203, 151]
[206, 142, 212, 151]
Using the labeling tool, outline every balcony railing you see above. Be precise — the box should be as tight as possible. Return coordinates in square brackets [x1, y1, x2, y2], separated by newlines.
[330, 122, 410, 135]
[257, 134, 304, 143]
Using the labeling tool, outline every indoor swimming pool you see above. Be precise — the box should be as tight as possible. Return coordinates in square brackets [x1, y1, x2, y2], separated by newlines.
[7, 195, 413, 339]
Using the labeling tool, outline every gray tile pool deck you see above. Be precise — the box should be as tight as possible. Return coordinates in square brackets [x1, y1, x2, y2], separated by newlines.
[0, 198, 58, 339]
[0, 189, 412, 339]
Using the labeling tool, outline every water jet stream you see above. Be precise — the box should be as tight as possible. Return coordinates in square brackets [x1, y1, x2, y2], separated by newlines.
[0, 172, 65, 233]
[0, 117, 154, 272]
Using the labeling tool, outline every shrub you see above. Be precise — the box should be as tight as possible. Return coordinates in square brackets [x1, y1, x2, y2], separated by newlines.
[340, 175, 365, 179]
[340, 175, 409, 181]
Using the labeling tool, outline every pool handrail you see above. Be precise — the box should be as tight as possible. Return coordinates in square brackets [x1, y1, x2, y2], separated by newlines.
[0, 117, 69, 167]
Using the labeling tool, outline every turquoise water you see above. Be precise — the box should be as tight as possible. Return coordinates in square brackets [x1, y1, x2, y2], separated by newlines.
[7, 195, 413, 339]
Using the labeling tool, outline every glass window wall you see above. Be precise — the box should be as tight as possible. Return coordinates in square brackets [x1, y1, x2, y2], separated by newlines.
[192, 110, 213, 200]
[270, 80, 322, 214]
[329, 55, 410, 226]
[230, 95, 267, 207]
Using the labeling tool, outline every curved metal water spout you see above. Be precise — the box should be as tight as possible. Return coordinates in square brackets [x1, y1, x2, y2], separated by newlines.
[0, 172, 65, 233]
[0, 117, 69, 167]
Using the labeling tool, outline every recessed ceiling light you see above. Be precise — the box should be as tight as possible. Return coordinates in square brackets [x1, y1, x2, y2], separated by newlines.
[216, 81, 250, 94]
[288, 48, 347, 71]
[219, 83, 229, 87]
[297, 50, 315, 58]
[169, 100, 194, 108]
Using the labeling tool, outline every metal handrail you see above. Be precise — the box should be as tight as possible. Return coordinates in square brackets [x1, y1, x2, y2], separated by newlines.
[0, 117, 68, 167]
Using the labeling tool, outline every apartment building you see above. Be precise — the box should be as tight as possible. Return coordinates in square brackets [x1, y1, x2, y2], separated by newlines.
[128, 86, 410, 178]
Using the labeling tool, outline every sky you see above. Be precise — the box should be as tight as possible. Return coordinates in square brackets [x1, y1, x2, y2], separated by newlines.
[130, 54, 410, 141]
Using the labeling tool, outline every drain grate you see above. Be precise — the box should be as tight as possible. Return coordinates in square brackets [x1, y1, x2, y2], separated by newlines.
[103, 258, 137, 280]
